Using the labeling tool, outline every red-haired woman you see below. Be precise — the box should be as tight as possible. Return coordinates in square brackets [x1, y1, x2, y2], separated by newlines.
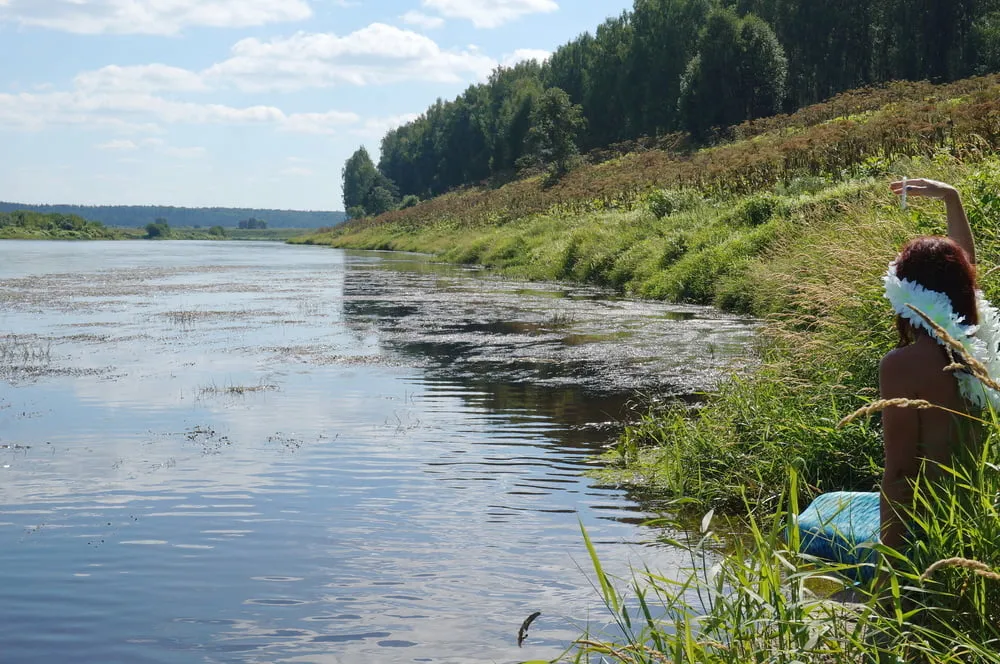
[880, 178, 996, 547]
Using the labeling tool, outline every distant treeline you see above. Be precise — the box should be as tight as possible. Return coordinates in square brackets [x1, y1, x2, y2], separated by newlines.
[0, 203, 346, 229]
[374, 0, 1000, 201]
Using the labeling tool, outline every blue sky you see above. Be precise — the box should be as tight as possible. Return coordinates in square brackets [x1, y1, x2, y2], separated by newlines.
[0, 1, 632, 211]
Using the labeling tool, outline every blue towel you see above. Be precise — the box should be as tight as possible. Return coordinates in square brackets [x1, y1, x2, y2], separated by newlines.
[796, 492, 880, 570]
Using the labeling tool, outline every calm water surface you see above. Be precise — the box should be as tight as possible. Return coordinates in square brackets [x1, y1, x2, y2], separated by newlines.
[0, 241, 753, 664]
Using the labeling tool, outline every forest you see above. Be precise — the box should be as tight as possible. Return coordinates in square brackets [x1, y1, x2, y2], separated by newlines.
[342, 0, 1000, 216]
[0, 202, 346, 229]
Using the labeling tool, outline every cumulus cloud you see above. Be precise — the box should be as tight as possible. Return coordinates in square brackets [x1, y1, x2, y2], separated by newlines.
[0, 22, 495, 144]
[96, 139, 139, 151]
[356, 113, 421, 138]
[0, 0, 311, 35]
[401, 10, 445, 30]
[95, 137, 205, 159]
[204, 24, 496, 92]
[0, 88, 358, 136]
[75, 65, 208, 94]
[502, 48, 551, 67]
[421, 0, 557, 28]
[280, 110, 361, 135]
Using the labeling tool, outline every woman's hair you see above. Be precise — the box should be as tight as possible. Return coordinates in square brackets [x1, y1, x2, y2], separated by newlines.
[895, 235, 978, 346]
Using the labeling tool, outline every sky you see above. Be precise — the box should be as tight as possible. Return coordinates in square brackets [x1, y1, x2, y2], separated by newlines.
[0, 0, 633, 211]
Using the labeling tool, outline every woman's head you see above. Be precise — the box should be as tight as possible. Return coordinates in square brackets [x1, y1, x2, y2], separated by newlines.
[894, 235, 978, 344]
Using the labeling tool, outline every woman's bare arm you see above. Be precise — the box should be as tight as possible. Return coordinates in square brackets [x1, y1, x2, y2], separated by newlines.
[890, 178, 976, 264]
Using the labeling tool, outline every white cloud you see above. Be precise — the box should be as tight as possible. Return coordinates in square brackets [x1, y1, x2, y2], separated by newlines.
[356, 113, 420, 139]
[204, 24, 497, 92]
[96, 139, 139, 151]
[75, 65, 208, 94]
[0, 89, 353, 135]
[280, 110, 361, 135]
[502, 48, 551, 67]
[421, 0, 557, 28]
[0, 0, 312, 35]
[401, 10, 445, 30]
[282, 166, 314, 176]
[96, 136, 204, 159]
[162, 145, 207, 159]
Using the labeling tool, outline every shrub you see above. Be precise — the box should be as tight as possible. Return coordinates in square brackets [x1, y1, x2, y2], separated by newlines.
[145, 221, 170, 239]
[647, 189, 702, 219]
[735, 192, 784, 226]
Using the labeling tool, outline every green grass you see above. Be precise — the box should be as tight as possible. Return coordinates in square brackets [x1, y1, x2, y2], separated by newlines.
[564, 446, 1000, 663]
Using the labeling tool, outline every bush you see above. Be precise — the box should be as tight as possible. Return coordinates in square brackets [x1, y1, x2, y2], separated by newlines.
[647, 188, 702, 219]
[735, 192, 784, 226]
[145, 221, 170, 239]
[400, 194, 421, 209]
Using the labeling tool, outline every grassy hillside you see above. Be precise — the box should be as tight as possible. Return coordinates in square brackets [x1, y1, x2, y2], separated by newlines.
[299, 75, 1000, 310]
[298, 74, 1000, 515]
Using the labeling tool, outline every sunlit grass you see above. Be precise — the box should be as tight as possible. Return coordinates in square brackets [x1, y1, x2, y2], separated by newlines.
[565, 453, 1000, 663]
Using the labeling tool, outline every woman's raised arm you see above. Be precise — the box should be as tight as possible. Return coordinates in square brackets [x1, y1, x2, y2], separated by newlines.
[890, 178, 976, 265]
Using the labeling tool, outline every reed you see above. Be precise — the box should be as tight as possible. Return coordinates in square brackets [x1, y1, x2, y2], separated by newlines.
[564, 452, 1000, 663]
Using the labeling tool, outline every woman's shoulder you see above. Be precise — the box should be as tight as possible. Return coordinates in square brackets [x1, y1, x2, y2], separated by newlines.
[881, 340, 954, 396]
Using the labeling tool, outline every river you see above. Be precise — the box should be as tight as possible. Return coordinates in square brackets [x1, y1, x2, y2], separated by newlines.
[0, 240, 753, 664]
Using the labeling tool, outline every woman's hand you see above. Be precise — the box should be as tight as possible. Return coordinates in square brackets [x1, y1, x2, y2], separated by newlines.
[889, 178, 958, 201]
[890, 177, 975, 264]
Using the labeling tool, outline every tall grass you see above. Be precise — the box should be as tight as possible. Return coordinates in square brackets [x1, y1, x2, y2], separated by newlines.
[567, 452, 1000, 663]
[599, 158, 1000, 513]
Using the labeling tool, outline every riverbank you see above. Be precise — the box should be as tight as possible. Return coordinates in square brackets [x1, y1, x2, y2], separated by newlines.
[0, 211, 310, 241]
[297, 77, 1000, 659]
[295, 75, 1000, 514]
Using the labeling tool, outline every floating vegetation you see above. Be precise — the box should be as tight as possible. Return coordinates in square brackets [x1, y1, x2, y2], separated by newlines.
[198, 380, 278, 397]
[0, 335, 53, 380]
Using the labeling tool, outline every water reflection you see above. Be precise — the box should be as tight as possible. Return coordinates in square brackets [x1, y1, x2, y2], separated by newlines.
[0, 241, 753, 664]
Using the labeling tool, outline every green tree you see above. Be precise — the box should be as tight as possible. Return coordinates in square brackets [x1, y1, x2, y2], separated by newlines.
[342, 147, 379, 217]
[526, 87, 587, 177]
[974, 10, 1000, 73]
[145, 221, 170, 239]
[365, 186, 398, 216]
[738, 14, 788, 120]
[679, 9, 787, 137]
[628, 0, 711, 135]
[208, 225, 226, 237]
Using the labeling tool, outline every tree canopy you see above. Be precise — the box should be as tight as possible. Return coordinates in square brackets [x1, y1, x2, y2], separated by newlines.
[348, 0, 1000, 209]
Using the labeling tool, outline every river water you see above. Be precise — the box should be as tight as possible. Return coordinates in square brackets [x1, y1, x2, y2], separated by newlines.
[0, 241, 753, 664]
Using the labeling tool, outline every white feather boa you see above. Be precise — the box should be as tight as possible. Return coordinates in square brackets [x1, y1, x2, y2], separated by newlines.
[883, 261, 1000, 410]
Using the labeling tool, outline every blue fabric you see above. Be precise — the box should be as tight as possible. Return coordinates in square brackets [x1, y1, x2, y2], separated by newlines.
[796, 492, 880, 571]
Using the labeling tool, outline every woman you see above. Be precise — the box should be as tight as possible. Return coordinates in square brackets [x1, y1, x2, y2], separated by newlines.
[879, 178, 994, 547]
